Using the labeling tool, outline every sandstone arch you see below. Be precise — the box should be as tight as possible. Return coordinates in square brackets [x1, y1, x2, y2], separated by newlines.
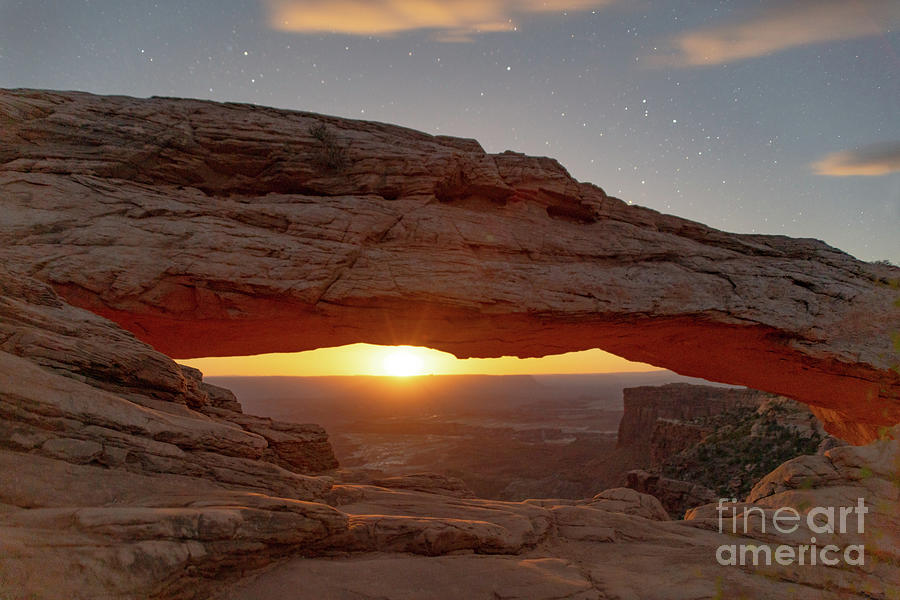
[1, 89, 898, 444]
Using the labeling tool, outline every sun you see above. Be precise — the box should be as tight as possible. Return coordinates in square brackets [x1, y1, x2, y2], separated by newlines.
[382, 348, 426, 377]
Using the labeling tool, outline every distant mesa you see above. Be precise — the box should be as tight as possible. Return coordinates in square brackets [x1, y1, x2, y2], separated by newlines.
[618, 383, 839, 516]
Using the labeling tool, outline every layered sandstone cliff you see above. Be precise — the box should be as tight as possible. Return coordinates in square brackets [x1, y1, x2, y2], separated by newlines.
[618, 384, 836, 509]
[1, 89, 898, 443]
[649, 418, 711, 464]
[617, 383, 772, 448]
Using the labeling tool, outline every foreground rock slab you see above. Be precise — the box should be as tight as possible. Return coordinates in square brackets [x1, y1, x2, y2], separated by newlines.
[226, 555, 599, 600]
[1, 89, 898, 442]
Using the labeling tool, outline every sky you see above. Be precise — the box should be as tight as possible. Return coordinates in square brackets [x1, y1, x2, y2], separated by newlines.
[176, 344, 662, 377]
[1, 0, 898, 376]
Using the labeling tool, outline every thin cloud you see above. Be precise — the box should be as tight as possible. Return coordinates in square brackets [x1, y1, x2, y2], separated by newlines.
[812, 142, 900, 176]
[262, 0, 613, 39]
[656, 0, 900, 67]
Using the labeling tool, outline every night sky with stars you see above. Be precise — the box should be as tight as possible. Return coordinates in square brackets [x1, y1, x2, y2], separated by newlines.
[2, 0, 898, 264]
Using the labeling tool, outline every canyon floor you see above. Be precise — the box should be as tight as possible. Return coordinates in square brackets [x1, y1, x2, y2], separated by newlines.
[215, 373, 693, 501]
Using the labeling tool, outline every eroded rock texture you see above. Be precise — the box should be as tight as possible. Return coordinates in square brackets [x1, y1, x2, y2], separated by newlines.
[1, 89, 898, 442]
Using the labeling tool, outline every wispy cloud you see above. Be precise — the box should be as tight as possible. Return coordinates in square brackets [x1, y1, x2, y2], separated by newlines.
[812, 142, 900, 176]
[262, 0, 613, 40]
[656, 0, 900, 67]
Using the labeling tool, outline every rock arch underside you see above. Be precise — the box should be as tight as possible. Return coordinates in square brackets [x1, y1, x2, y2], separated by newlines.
[2, 89, 900, 600]
[1, 89, 898, 444]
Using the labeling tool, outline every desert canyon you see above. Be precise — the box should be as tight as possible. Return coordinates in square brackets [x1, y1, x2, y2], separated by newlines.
[1, 89, 899, 599]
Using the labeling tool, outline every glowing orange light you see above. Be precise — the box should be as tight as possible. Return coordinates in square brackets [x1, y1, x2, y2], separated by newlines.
[382, 347, 427, 377]
[177, 343, 662, 377]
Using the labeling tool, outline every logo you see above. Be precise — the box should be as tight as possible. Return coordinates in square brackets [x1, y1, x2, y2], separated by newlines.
[715, 497, 867, 566]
